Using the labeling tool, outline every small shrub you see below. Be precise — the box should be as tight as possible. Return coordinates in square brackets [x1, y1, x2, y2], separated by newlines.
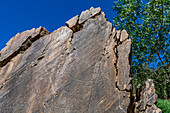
[156, 99, 170, 113]
[20, 51, 24, 54]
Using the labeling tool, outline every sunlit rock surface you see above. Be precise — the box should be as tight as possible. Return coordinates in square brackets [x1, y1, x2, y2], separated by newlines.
[0, 7, 160, 113]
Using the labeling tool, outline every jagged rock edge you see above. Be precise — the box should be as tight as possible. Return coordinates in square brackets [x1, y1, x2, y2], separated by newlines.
[74, 10, 133, 112]
[65, 9, 133, 112]
[0, 8, 103, 93]
[1, 7, 159, 113]
[0, 27, 50, 67]
[66, 9, 102, 33]
[0, 8, 103, 68]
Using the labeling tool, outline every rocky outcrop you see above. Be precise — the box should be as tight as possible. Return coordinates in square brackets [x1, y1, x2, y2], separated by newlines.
[0, 27, 50, 67]
[133, 79, 162, 113]
[0, 7, 160, 113]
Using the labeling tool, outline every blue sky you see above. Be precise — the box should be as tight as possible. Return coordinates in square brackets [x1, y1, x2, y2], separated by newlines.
[0, 0, 117, 50]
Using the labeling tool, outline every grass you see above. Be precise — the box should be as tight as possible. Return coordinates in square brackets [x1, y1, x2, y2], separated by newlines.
[156, 98, 170, 113]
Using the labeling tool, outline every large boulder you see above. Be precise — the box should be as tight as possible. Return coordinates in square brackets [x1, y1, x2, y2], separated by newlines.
[0, 7, 160, 113]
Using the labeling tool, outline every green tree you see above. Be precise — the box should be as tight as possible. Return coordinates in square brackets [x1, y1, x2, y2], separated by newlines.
[112, 0, 170, 99]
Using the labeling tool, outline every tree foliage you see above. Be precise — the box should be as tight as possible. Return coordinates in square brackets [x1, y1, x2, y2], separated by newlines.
[112, 0, 170, 99]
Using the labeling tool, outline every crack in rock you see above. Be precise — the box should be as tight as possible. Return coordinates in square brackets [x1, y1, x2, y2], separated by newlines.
[0, 7, 161, 113]
[0, 27, 50, 67]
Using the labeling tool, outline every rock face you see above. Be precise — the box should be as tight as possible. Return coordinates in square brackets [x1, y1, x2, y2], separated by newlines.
[0, 27, 50, 67]
[133, 79, 162, 113]
[0, 7, 160, 113]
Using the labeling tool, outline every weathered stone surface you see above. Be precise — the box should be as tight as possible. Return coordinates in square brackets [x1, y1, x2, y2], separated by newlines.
[134, 79, 162, 113]
[120, 29, 129, 42]
[0, 7, 160, 113]
[117, 39, 131, 91]
[90, 7, 101, 16]
[0, 26, 50, 67]
[66, 15, 79, 28]
[78, 9, 91, 24]
[145, 105, 162, 113]
[116, 30, 121, 40]
[78, 7, 101, 24]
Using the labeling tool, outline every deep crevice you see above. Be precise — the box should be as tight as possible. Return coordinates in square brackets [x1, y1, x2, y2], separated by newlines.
[0, 85, 3, 90]
[116, 81, 121, 91]
[0, 49, 21, 67]
[0, 33, 49, 68]
[113, 30, 134, 113]
[68, 10, 102, 34]
[69, 32, 74, 45]
[113, 34, 119, 91]
[37, 56, 45, 61]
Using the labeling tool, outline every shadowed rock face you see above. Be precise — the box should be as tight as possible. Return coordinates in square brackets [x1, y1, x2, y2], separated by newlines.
[0, 7, 160, 113]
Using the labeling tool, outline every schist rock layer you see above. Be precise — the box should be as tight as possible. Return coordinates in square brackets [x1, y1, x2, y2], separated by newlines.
[0, 7, 161, 113]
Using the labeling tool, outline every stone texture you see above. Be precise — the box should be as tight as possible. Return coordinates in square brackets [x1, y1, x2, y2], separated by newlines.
[78, 7, 101, 24]
[117, 39, 132, 91]
[66, 15, 79, 28]
[120, 29, 129, 42]
[0, 26, 50, 67]
[0, 7, 160, 113]
[90, 7, 101, 16]
[144, 105, 162, 113]
[134, 79, 162, 113]
[78, 9, 91, 24]
[116, 30, 121, 40]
